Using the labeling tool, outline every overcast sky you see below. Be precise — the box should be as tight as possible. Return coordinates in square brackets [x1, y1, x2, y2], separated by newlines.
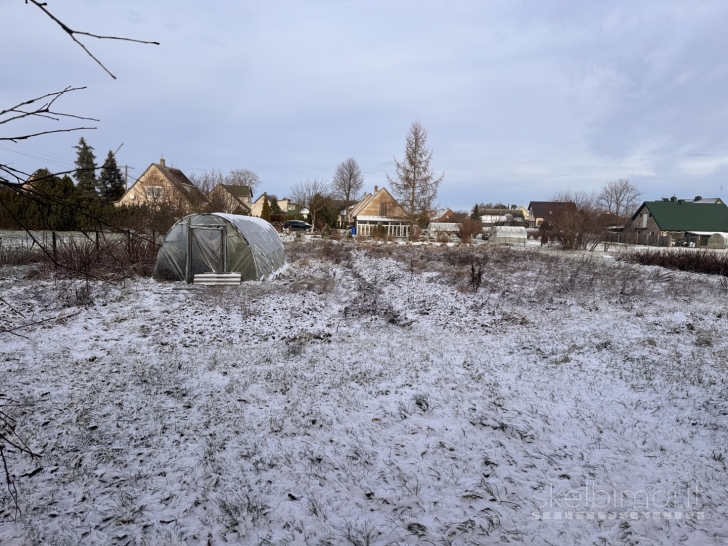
[3, 0, 728, 210]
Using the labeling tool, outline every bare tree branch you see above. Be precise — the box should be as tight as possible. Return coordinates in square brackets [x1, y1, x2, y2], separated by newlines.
[0, 86, 97, 125]
[1, 127, 96, 143]
[0, 86, 99, 145]
[26, 0, 160, 80]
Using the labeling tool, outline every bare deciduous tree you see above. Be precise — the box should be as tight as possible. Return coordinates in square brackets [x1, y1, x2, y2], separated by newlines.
[598, 179, 642, 222]
[228, 169, 261, 197]
[290, 178, 331, 231]
[387, 122, 444, 234]
[189, 169, 260, 201]
[549, 190, 608, 250]
[331, 158, 364, 208]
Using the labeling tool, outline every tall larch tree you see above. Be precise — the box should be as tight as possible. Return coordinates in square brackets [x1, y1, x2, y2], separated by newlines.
[387, 122, 444, 232]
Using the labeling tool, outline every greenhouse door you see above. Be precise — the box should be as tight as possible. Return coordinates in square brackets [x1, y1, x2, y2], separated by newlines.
[185, 225, 227, 283]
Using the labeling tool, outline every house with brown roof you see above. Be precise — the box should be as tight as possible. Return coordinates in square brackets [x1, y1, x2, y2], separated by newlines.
[209, 184, 252, 215]
[349, 186, 410, 237]
[527, 201, 576, 228]
[430, 208, 454, 222]
[115, 158, 207, 213]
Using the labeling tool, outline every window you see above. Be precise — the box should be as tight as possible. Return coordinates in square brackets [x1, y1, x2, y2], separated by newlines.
[378, 203, 388, 216]
[146, 186, 163, 199]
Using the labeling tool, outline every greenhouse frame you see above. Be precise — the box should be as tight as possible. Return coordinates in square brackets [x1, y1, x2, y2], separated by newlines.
[487, 226, 528, 245]
[153, 213, 285, 283]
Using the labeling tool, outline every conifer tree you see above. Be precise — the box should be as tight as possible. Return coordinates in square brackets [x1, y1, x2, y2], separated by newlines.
[98, 150, 125, 201]
[269, 195, 282, 215]
[387, 122, 444, 235]
[73, 137, 98, 200]
[261, 194, 271, 221]
[470, 203, 480, 220]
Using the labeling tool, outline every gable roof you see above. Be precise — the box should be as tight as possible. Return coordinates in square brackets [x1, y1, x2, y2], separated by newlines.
[528, 201, 576, 220]
[349, 192, 374, 218]
[220, 184, 252, 199]
[632, 200, 728, 232]
[351, 187, 407, 219]
[120, 161, 207, 206]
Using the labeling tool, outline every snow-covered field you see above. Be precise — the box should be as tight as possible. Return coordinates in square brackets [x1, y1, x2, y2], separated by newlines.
[1, 241, 727, 545]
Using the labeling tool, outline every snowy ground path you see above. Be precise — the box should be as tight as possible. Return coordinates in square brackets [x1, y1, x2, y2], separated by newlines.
[1, 242, 727, 545]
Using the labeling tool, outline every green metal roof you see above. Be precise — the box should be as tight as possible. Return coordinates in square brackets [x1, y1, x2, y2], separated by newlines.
[632, 200, 728, 232]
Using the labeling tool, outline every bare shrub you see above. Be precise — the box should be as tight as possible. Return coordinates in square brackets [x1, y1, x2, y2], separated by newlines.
[470, 262, 483, 292]
[548, 191, 608, 250]
[618, 248, 728, 276]
[458, 218, 483, 243]
[370, 225, 390, 242]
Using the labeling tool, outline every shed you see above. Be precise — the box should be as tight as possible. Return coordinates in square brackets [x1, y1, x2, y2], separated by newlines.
[707, 233, 728, 249]
[488, 226, 527, 245]
[153, 213, 285, 282]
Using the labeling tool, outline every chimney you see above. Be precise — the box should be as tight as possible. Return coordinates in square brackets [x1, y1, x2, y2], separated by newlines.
[159, 156, 165, 167]
[374, 185, 379, 193]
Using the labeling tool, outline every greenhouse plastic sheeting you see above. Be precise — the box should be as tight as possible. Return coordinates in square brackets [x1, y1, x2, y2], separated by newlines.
[153, 213, 285, 282]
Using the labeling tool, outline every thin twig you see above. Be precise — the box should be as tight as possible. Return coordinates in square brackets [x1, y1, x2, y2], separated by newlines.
[1, 126, 97, 143]
[26, 0, 160, 79]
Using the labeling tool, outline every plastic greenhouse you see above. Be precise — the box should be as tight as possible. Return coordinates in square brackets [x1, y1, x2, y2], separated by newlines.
[487, 226, 527, 245]
[707, 233, 728, 249]
[153, 213, 285, 282]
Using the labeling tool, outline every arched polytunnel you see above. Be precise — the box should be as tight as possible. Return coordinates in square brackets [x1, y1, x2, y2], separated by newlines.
[153, 213, 285, 282]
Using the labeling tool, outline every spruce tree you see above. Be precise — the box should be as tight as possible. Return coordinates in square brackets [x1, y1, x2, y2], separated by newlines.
[261, 194, 271, 222]
[470, 203, 480, 220]
[269, 195, 282, 215]
[73, 137, 98, 200]
[98, 150, 125, 201]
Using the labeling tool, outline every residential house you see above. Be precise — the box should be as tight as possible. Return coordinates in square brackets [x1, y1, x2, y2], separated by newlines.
[431, 208, 454, 222]
[480, 208, 528, 227]
[629, 197, 728, 246]
[278, 197, 301, 217]
[349, 186, 409, 237]
[250, 193, 300, 218]
[116, 158, 206, 212]
[208, 184, 252, 215]
[527, 201, 576, 228]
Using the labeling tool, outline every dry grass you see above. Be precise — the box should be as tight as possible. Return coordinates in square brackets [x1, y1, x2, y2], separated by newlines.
[0, 246, 42, 266]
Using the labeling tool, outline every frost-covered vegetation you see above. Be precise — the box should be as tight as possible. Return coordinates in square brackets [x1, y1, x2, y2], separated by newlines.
[1, 242, 727, 545]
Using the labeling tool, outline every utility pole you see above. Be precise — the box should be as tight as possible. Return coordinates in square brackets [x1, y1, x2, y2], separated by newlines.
[122, 165, 135, 191]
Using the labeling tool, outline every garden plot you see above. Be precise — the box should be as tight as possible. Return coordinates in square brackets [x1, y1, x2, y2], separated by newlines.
[1, 242, 727, 545]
